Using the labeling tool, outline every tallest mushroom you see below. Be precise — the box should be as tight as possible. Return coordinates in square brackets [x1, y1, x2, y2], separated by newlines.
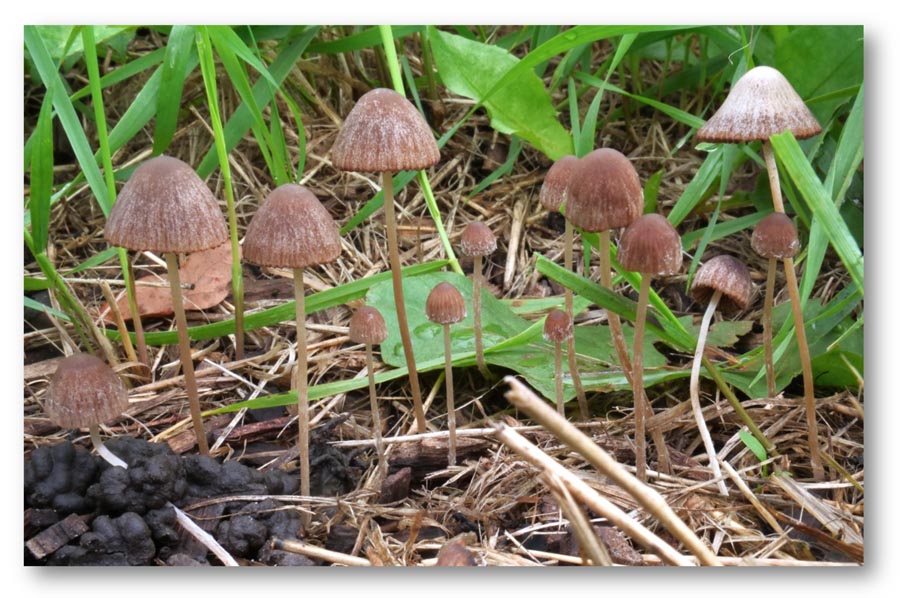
[331, 88, 440, 434]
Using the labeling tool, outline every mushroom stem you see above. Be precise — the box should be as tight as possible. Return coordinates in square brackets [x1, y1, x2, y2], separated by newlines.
[125, 253, 149, 372]
[472, 253, 490, 377]
[553, 339, 564, 418]
[763, 141, 786, 214]
[632, 274, 651, 482]
[365, 342, 385, 477]
[293, 267, 312, 524]
[90, 424, 127, 468]
[442, 323, 457, 466]
[689, 290, 729, 496]
[783, 257, 824, 480]
[563, 219, 588, 419]
[599, 230, 671, 475]
[762, 257, 778, 397]
[165, 252, 209, 456]
[381, 172, 427, 434]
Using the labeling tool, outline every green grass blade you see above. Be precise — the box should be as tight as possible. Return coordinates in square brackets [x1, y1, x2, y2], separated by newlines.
[469, 136, 522, 197]
[668, 150, 723, 226]
[307, 25, 423, 54]
[153, 25, 196, 155]
[28, 89, 54, 253]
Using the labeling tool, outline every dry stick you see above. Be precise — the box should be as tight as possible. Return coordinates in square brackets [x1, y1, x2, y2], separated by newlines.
[632, 275, 651, 482]
[762, 257, 778, 397]
[542, 471, 613, 566]
[293, 268, 312, 528]
[472, 253, 490, 378]
[503, 376, 722, 566]
[382, 173, 427, 433]
[564, 220, 589, 419]
[99, 282, 138, 369]
[598, 230, 671, 475]
[271, 537, 372, 566]
[492, 423, 696, 566]
[165, 252, 209, 456]
[690, 290, 729, 496]
[443, 323, 457, 466]
[126, 253, 149, 371]
[784, 257, 824, 480]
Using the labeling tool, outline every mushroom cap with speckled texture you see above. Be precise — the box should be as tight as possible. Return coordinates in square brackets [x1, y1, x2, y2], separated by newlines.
[45, 353, 128, 430]
[331, 88, 440, 173]
[243, 184, 341, 269]
[696, 66, 821, 143]
[460, 221, 497, 257]
[348, 306, 388, 345]
[426, 282, 466, 325]
[539, 155, 579, 213]
[543, 309, 573, 344]
[751, 212, 801, 259]
[690, 254, 753, 313]
[618, 213, 683, 276]
[105, 156, 228, 254]
[565, 148, 643, 233]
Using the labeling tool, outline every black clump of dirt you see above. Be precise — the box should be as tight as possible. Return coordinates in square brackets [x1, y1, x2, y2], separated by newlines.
[25, 441, 102, 514]
[49, 512, 156, 566]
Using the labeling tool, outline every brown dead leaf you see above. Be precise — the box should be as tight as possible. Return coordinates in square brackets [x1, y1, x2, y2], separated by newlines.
[101, 242, 238, 322]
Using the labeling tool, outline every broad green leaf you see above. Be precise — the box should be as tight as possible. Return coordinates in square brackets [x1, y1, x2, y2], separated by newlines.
[31, 25, 132, 63]
[429, 27, 573, 160]
[153, 26, 196, 155]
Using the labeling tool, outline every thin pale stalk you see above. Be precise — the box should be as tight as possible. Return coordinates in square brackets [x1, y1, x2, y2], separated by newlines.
[293, 267, 311, 525]
[542, 472, 612, 566]
[165, 252, 209, 456]
[126, 252, 149, 370]
[90, 424, 127, 468]
[99, 282, 137, 370]
[564, 219, 588, 419]
[472, 254, 489, 377]
[763, 257, 777, 397]
[366, 343, 385, 476]
[598, 230, 671, 474]
[554, 340, 565, 418]
[632, 275, 651, 482]
[690, 291, 729, 496]
[783, 256, 824, 480]
[443, 323, 457, 466]
[382, 173, 427, 433]
[763, 141, 786, 214]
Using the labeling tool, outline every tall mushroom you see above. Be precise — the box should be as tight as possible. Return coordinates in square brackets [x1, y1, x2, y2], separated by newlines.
[348, 305, 389, 478]
[105, 155, 228, 456]
[332, 88, 440, 435]
[543, 309, 573, 418]
[459, 220, 496, 377]
[242, 184, 342, 516]
[425, 281, 467, 466]
[617, 213, 683, 482]
[689, 255, 753, 496]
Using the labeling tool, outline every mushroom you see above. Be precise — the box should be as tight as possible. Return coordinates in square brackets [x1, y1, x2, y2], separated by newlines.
[348, 305, 389, 478]
[459, 221, 497, 377]
[425, 281, 467, 466]
[332, 88, 440, 435]
[539, 155, 588, 415]
[105, 155, 228, 456]
[751, 212, 823, 479]
[617, 213, 683, 481]
[543, 309, 573, 418]
[242, 184, 341, 515]
[689, 255, 753, 496]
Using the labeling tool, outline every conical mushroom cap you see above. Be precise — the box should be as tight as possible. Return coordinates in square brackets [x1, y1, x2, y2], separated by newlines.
[751, 212, 800, 259]
[696, 66, 822, 143]
[45, 353, 128, 429]
[543, 309, 573, 344]
[426, 282, 466, 325]
[332, 88, 440, 173]
[540, 155, 579, 213]
[243, 184, 342, 269]
[105, 155, 228, 253]
[459, 221, 497, 257]
[348, 306, 388, 346]
[565, 148, 643, 232]
[618, 213, 682, 276]
[690, 254, 753, 313]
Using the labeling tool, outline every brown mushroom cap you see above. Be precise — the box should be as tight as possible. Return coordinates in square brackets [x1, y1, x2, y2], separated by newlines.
[459, 221, 497, 257]
[751, 212, 801, 259]
[348, 306, 388, 346]
[45, 353, 128, 430]
[565, 148, 643, 233]
[243, 184, 342, 269]
[331, 88, 440, 173]
[696, 66, 822, 143]
[539, 155, 579, 213]
[105, 155, 228, 253]
[435, 539, 477, 567]
[690, 254, 753, 312]
[426, 282, 466, 325]
[617, 213, 683, 276]
[543, 309, 573, 344]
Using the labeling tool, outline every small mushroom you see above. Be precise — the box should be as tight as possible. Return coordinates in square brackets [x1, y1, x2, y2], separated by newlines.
[105, 155, 228, 456]
[348, 306, 389, 479]
[243, 184, 341, 518]
[689, 255, 753, 496]
[459, 221, 497, 377]
[543, 309, 573, 418]
[618, 213, 682, 481]
[425, 281, 467, 466]
[332, 88, 440, 435]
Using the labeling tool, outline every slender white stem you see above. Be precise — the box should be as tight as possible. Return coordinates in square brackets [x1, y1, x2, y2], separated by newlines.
[366, 343, 386, 478]
[90, 425, 127, 468]
[293, 268, 311, 528]
[564, 219, 588, 419]
[690, 291, 729, 496]
[444, 323, 457, 466]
